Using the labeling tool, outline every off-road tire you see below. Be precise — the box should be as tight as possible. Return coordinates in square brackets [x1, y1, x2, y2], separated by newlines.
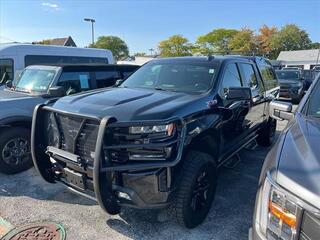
[0, 127, 33, 174]
[172, 151, 217, 228]
[257, 118, 277, 147]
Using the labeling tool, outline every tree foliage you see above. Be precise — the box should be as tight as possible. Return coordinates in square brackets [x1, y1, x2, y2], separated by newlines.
[269, 24, 312, 58]
[228, 28, 258, 53]
[158, 35, 192, 57]
[256, 25, 278, 55]
[134, 52, 147, 57]
[194, 28, 238, 55]
[90, 36, 129, 61]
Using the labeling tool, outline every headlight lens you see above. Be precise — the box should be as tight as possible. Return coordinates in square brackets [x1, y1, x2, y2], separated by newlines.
[258, 176, 302, 240]
[129, 123, 175, 136]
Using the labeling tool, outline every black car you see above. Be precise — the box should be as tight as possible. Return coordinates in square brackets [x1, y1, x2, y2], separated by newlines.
[0, 64, 139, 174]
[32, 56, 279, 228]
[302, 69, 319, 90]
[249, 74, 320, 240]
[275, 69, 305, 103]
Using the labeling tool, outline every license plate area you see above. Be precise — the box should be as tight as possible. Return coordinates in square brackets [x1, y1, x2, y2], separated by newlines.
[63, 168, 86, 191]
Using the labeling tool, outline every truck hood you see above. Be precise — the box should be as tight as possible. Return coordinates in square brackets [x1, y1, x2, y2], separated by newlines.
[0, 88, 33, 100]
[53, 87, 208, 121]
[278, 79, 301, 85]
[0, 88, 45, 120]
[276, 114, 320, 210]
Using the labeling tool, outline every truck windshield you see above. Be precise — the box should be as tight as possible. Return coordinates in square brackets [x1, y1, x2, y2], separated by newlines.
[276, 70, 300, 80]
[14, 69, 57, 92]
[121, 61, 217, 94]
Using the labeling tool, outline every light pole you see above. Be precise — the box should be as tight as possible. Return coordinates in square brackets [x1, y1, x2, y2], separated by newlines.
[149, 48, 155, 56]
[84, 18, 95, 45]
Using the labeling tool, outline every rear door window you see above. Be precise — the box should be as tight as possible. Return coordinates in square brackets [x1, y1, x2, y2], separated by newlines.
[57, 72, 91, 95]
[95, 71, 120, 88]
[239, 63, 258, 89]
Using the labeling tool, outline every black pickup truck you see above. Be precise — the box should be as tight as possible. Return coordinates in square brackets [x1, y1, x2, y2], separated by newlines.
[32, 56, 279, 228]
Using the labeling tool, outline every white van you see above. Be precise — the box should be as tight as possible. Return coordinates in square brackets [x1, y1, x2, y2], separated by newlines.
[0, 43, 114, 81]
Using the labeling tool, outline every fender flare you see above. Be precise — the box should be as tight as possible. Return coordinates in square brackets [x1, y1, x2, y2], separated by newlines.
[0, 116, 33, 127]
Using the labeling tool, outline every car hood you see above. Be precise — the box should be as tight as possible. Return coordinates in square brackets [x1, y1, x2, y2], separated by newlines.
[276, 114, 320, 209]
[53, 87, 208, 121]
[278, 79, 301, 85]
[0, 88, 32, 100]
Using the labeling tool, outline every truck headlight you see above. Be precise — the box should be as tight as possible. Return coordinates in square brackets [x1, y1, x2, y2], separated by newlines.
[129, 123, 175, 136]
[257, 175, 302, 240]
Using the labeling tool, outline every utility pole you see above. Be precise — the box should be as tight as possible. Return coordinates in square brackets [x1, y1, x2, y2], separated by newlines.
[84, 18, 95, 45]
[149, 48, 155, 56]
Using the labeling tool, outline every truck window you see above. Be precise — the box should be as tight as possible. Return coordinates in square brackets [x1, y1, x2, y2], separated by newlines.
[57, 72, 91, 94]
[239, 63, 258, 89]
[25, 55, 108, 66]
[222, 63, 242, 91]
[95, 71, 119, 88]
[0, 58, 14, 81]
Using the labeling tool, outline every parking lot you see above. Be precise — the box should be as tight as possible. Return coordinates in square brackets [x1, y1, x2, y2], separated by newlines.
[0, 120, 288, 240]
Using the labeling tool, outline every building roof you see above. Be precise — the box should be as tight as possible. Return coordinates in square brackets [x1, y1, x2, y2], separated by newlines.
[32, 36, 77, 47]
[277, 49, 320, 62]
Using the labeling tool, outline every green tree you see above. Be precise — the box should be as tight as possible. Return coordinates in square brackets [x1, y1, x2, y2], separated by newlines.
[134, 52, 147, 57]
[158, 35, 192, 57]
[309, 42, 320, 49]
[270, 24, 312, 58]
[90, 36, 129, 61]
[194, 28, 238, 55]
[228, 28, 258, 54]
[256, 25, 278, 57]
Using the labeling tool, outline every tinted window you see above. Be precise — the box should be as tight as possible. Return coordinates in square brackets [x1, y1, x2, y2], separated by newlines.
[256, 58, 277, 81]
[25, 55, 108, 66]
[240, 63, 258, 89]
[0, 59, 14, 81]
[222, 63, 242, 91]
[58, 72, 91, 94]
[275, 70, 301, 80]
[95, 71, 119, 88]
[122, 62, 217, 94]
[307, 78, 320, 118]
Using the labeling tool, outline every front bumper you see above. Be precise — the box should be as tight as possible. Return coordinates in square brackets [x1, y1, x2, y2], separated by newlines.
[31, 104, 186, 212]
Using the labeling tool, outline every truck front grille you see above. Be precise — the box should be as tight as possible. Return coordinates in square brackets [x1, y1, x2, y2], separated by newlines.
[53, 113, 99, 166]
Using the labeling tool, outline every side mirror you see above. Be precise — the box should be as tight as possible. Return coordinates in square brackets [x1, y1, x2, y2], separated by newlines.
[5, 80, 13, 88]
[225, 87, 251, 101]
[48, 86, 65, 98]
[269, 101, 294, 121]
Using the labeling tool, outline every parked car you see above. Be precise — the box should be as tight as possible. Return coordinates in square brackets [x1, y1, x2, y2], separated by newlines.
[32, 56, 279, 228]
[275, 70, 305, 103]
[0, 43, 114, 83]
[0, 64, 139, 174]
[249, 74, 320, 240]
[302, 69, 319, 90]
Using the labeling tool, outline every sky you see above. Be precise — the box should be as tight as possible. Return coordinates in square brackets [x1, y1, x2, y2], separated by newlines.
[0, 0, 319, 54]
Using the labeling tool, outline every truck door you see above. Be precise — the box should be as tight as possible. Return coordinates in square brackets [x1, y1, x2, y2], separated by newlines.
[219, 62, 249, 153]
[238, 62, 266, 132]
